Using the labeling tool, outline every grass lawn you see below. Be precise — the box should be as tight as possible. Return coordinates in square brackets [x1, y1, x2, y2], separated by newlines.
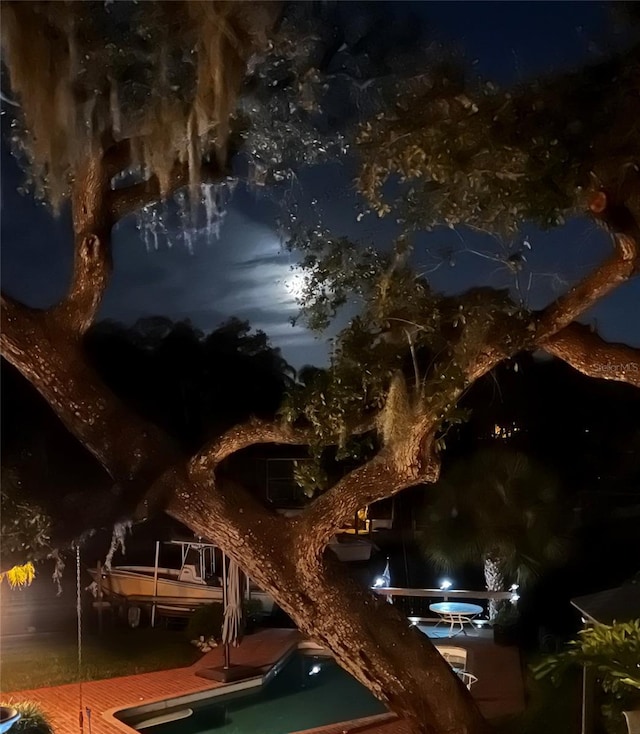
[1, 627, 201, 692]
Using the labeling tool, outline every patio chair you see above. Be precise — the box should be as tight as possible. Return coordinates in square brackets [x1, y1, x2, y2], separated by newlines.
[458, 671, 478, 690]
[436, 646, 467, 670]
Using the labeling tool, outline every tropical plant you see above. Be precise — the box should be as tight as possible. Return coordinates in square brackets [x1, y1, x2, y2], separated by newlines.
[533, 621, 640, 734]
[0, 467, 52, 584]
[0, 562, 36, 589]
[0, 701, 54, 734]
[419, 449, 570, 619]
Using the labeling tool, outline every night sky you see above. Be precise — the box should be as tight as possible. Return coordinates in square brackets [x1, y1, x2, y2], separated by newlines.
[2, 1, 638, 368]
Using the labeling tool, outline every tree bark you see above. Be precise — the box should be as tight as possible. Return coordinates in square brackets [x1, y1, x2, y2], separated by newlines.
[483, 555, 505, 622]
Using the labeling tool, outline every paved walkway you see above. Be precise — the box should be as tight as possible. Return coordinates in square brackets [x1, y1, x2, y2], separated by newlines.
[2, 626, 524, 734]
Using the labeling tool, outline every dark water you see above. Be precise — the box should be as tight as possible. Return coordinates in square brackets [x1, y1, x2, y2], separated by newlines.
[119, 653, 387, 734]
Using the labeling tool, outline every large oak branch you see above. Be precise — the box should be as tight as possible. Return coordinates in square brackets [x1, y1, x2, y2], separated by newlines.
[538, 232, 638, 337]
[189, 418, 314, 474]
[541, 323, 640, 388]
[52, 154, 114, 333]
[1, 296, 182, 516]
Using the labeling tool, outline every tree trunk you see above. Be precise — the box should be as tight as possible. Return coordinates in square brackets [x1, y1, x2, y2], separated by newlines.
[483, 555, 505, 621]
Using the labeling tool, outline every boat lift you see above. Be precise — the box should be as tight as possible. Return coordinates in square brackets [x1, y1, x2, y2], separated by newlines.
[92, 538, 254, 629]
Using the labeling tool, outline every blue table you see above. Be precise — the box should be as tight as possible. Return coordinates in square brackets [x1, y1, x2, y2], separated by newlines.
[429, 602, 483, 636]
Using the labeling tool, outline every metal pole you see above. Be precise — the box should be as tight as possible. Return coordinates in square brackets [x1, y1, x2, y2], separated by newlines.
[151, 541, 160, 628]
[97, 560, 103, 635]
[582, 664, 594, 734]
[76, 545, 84, 734]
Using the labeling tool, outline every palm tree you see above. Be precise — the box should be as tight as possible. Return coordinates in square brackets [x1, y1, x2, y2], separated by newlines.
[419, 448, 570, 620]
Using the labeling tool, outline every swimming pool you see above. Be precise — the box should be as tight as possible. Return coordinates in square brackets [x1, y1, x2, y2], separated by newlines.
[116, 652, 387, 734]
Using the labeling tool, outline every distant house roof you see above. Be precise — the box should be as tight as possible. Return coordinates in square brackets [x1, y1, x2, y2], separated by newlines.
[571, 574, 640, 625]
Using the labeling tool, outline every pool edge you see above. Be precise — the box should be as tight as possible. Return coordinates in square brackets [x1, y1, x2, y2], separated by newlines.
[103, 640, 395, 734]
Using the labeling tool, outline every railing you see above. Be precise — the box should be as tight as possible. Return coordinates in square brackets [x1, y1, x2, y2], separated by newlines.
[372, 587, 515, 623]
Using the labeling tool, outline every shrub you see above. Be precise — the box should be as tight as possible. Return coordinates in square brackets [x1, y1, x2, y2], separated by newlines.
[1, 701, 54, 734]
[185, 604, 224, 641]
[533, 620, 640, 734]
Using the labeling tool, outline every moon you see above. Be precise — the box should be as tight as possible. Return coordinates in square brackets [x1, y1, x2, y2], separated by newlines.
[284, 272, 307, 300]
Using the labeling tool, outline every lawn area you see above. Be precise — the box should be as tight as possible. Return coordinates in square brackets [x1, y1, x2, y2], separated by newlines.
[0, 627, 201, 692]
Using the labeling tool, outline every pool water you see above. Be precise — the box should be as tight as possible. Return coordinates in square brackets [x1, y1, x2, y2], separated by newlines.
[123, 653, 387, 734]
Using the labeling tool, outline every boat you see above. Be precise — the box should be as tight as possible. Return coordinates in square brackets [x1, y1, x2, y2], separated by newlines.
[328, 534, 377, 562]
[88, 540, 275, 615]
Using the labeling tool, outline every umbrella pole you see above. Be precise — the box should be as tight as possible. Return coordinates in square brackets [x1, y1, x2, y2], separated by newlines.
[222, 553, 230, 670]
[196, 553, 255, 684]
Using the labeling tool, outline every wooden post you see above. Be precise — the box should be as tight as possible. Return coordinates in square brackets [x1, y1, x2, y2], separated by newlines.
[97, 560, 103, 635]
[151, 541, 160, 628]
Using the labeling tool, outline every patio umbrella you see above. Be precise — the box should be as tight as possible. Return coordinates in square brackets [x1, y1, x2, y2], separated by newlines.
[221, 558, 243, 648]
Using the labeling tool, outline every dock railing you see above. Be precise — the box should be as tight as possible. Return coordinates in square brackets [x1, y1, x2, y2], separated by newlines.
[372, 587, 515, 623]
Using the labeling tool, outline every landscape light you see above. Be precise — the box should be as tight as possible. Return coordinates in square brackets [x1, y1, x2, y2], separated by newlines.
[439, 579, 453, 590]
[373, 576, 386, 588]
[309, 664, 321, 676]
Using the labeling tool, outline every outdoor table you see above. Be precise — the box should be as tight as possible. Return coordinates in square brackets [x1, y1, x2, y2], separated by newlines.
[429, 602, 484, 637]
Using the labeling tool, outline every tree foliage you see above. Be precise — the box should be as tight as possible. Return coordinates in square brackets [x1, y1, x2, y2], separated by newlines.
[282, 230, 530, 466]
[1, 0, 277, 209]
[357, 42, 640, 234]
[0, 467, 52, 575]
[418, 448, 570, 586]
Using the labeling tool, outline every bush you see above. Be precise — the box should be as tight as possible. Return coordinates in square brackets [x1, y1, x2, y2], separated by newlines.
[185, 604, 224, 641]
[1, 701, 54, 734]
[533, 620, 640, 734]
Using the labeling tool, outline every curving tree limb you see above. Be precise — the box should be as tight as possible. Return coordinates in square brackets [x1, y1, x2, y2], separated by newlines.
[189, 418, 315, 474]
[537, 232, 638, 338]
[541, 323, 640, 388]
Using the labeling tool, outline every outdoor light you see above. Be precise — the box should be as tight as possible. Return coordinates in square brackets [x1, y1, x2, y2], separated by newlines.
[309, 664, 322, 676]
[373, 576, 386, 588]
[439, 579, 453, 590]
[408, 616, 420, 626]
[509, 583, 519, 592]
[510, 593, 520, 604]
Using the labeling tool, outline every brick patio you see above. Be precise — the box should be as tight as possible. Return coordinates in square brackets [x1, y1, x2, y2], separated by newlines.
[2, 626, 524, 734]
[1, 629, 300, 734]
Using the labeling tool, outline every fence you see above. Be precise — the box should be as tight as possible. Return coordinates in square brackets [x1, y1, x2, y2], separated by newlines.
[372, 587, 515, 623]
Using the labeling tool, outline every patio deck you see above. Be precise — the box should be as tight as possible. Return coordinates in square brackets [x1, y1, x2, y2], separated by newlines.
[1, 625, 524, 734]
[417, 623, 525, 720]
